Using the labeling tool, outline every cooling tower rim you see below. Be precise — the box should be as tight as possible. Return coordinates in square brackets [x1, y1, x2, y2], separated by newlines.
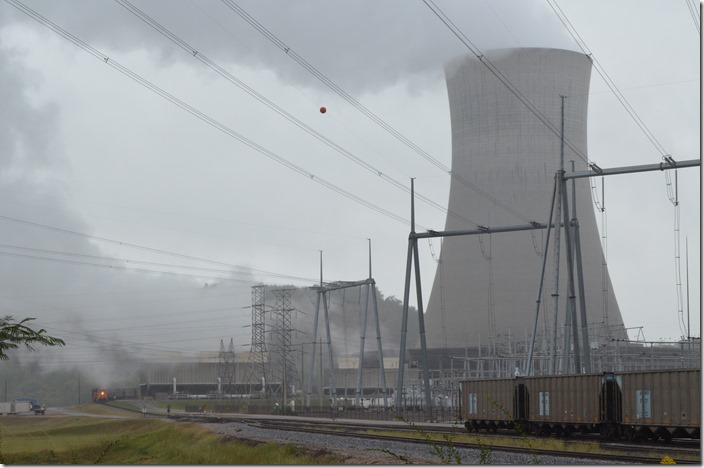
[445, 47, 592, 76]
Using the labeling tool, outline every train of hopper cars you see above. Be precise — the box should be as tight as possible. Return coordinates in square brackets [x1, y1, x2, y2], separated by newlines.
[460, 368, 699, 442]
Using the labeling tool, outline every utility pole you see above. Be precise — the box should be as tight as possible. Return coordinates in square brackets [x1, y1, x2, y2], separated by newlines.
[549, 96, 566, 374]
[526, 180, 558, 376]
[300, 345, 305, 395]
[396, 178, 433, 420]
[571, 160, 591, 372]
[306, 252, 324, 410]
[319, 340, 323, 410]
[686, 237, 694, 366]
[307, 247, 386, 412]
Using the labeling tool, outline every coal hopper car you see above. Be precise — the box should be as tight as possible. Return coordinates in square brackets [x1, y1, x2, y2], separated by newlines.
[460, 368, 699, 442]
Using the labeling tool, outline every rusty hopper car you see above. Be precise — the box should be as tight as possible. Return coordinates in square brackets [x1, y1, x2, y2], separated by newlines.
[619, 369, 700, 441]
[460, 369, 700, 442]
[524, 373, 603, 437]
[460, 377, 521, 432]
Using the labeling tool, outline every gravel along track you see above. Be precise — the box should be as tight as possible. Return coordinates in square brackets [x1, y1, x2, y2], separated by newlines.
[201, 421, 626, 464]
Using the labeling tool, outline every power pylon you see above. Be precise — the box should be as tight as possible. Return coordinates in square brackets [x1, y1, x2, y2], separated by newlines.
[244, 285, 269, 398]
[272, 288, 300, 408]
[216, 338, 236, 395]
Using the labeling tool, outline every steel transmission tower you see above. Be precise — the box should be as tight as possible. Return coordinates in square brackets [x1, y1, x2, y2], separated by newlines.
[216, 338, 236, 396]
[244, 285, 269, 398]
[272, 288, 300, 408]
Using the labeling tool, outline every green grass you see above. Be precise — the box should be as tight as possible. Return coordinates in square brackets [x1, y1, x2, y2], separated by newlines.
[104, 400, 143, 412]
[65, 403, 138, 416]
[0, 416, 342, 464]
[149, 399, 252, 411]
[149, 400, 190, 410]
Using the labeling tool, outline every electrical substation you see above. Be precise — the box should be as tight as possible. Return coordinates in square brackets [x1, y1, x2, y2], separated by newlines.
[132, 48, 699, 422]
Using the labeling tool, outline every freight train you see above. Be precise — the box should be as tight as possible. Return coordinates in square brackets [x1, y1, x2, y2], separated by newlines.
[460, 369, 700, 442]
[91, 388, 109, 403]
[91, 387, 140, 403]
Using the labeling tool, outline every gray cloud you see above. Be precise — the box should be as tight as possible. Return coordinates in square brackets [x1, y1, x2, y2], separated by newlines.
[0, 0, 698, 368]
[4, 0, 577, 95]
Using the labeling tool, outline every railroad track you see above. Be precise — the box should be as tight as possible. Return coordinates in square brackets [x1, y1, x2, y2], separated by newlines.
[102, 403, 700, 464]
[240, 416, 701, 464]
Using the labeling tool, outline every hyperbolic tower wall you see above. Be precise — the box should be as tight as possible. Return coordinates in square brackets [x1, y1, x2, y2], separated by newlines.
[423, 48, 627, 350]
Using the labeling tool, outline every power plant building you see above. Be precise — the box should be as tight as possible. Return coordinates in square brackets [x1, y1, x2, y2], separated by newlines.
[422, 48, 628, 355]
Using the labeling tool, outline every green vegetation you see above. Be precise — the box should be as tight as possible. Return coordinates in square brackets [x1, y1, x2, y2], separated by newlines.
[104, 401, 143, 412]
[373, 419, 463, 464]
[488, 397, 539, 464]
[470, 431, 493, 464]
[67, 403, 138, 417]
[0, 316, 65, 361]
[400, 420, 462, 464]
[150, 399, 242, 411]
[0, 415, 342, 464]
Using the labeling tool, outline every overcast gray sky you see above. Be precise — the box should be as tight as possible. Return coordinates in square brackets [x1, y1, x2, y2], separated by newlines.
[0, 0, 700, 375]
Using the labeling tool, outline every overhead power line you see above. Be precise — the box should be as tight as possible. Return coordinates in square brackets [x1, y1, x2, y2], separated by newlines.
[547, 0, 670, 157]
[114, 0, 480, 229]
[221, 0, 537, 225]
[684, 0, 701, 35]
[423, 0, 592, 167]
[0, 213, 317, 284]
[38, 305, 247, 326]
[0, 248, 274, 284]
[0, 243, 310, 284]
[5, 0, 419, 230]
[547, 0, 693, 342]
[40, 324, 234, 357]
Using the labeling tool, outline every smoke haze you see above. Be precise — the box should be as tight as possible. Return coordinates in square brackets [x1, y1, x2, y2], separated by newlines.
[0, 0, 698, 401]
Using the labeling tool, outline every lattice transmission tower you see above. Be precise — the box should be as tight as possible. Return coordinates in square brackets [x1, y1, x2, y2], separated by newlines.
[244, 285, 269, 398]
[271, 288, 300, 407]
[216, 338, 237, 396]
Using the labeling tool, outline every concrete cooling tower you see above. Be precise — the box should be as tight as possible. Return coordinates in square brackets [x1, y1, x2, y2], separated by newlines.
[423, 48, 627, 351]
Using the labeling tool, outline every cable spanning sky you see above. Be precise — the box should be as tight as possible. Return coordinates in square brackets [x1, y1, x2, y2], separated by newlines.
[0, 0, 699, 373]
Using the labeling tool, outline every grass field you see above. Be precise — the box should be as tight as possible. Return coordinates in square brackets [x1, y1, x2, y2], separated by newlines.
[69, 403, 141, 416]
[0, 415, 342, 464]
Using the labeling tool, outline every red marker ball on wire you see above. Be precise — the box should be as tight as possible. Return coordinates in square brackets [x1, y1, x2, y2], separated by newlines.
[320, 106, 327, 114]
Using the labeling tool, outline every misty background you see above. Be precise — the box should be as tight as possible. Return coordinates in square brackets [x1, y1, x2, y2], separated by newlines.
[0, 0, 699, 405]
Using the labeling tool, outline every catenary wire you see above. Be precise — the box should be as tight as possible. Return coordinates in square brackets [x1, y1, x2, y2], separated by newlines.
[684, 0, 701, 35]
[0, 249, 287, 285]
[547, 0, 670, 157]
[548, 0, 692, 338]
[0, 213, 318, 284]
[114, 0, 481, 229]
[5, 0, 422, 232]
[38, 325, 234, 352]
[0, 243, 285, 278]
[14, 296, 258, 332]
[38, 325, 243, 356]
[38, 306, 249, 326]
[188, 0, 419, 183]
[0, 214, 369, 291]
[423, 0, 591, 166]
[0, 281, 251, 302]
[221, 0, 538, 225]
